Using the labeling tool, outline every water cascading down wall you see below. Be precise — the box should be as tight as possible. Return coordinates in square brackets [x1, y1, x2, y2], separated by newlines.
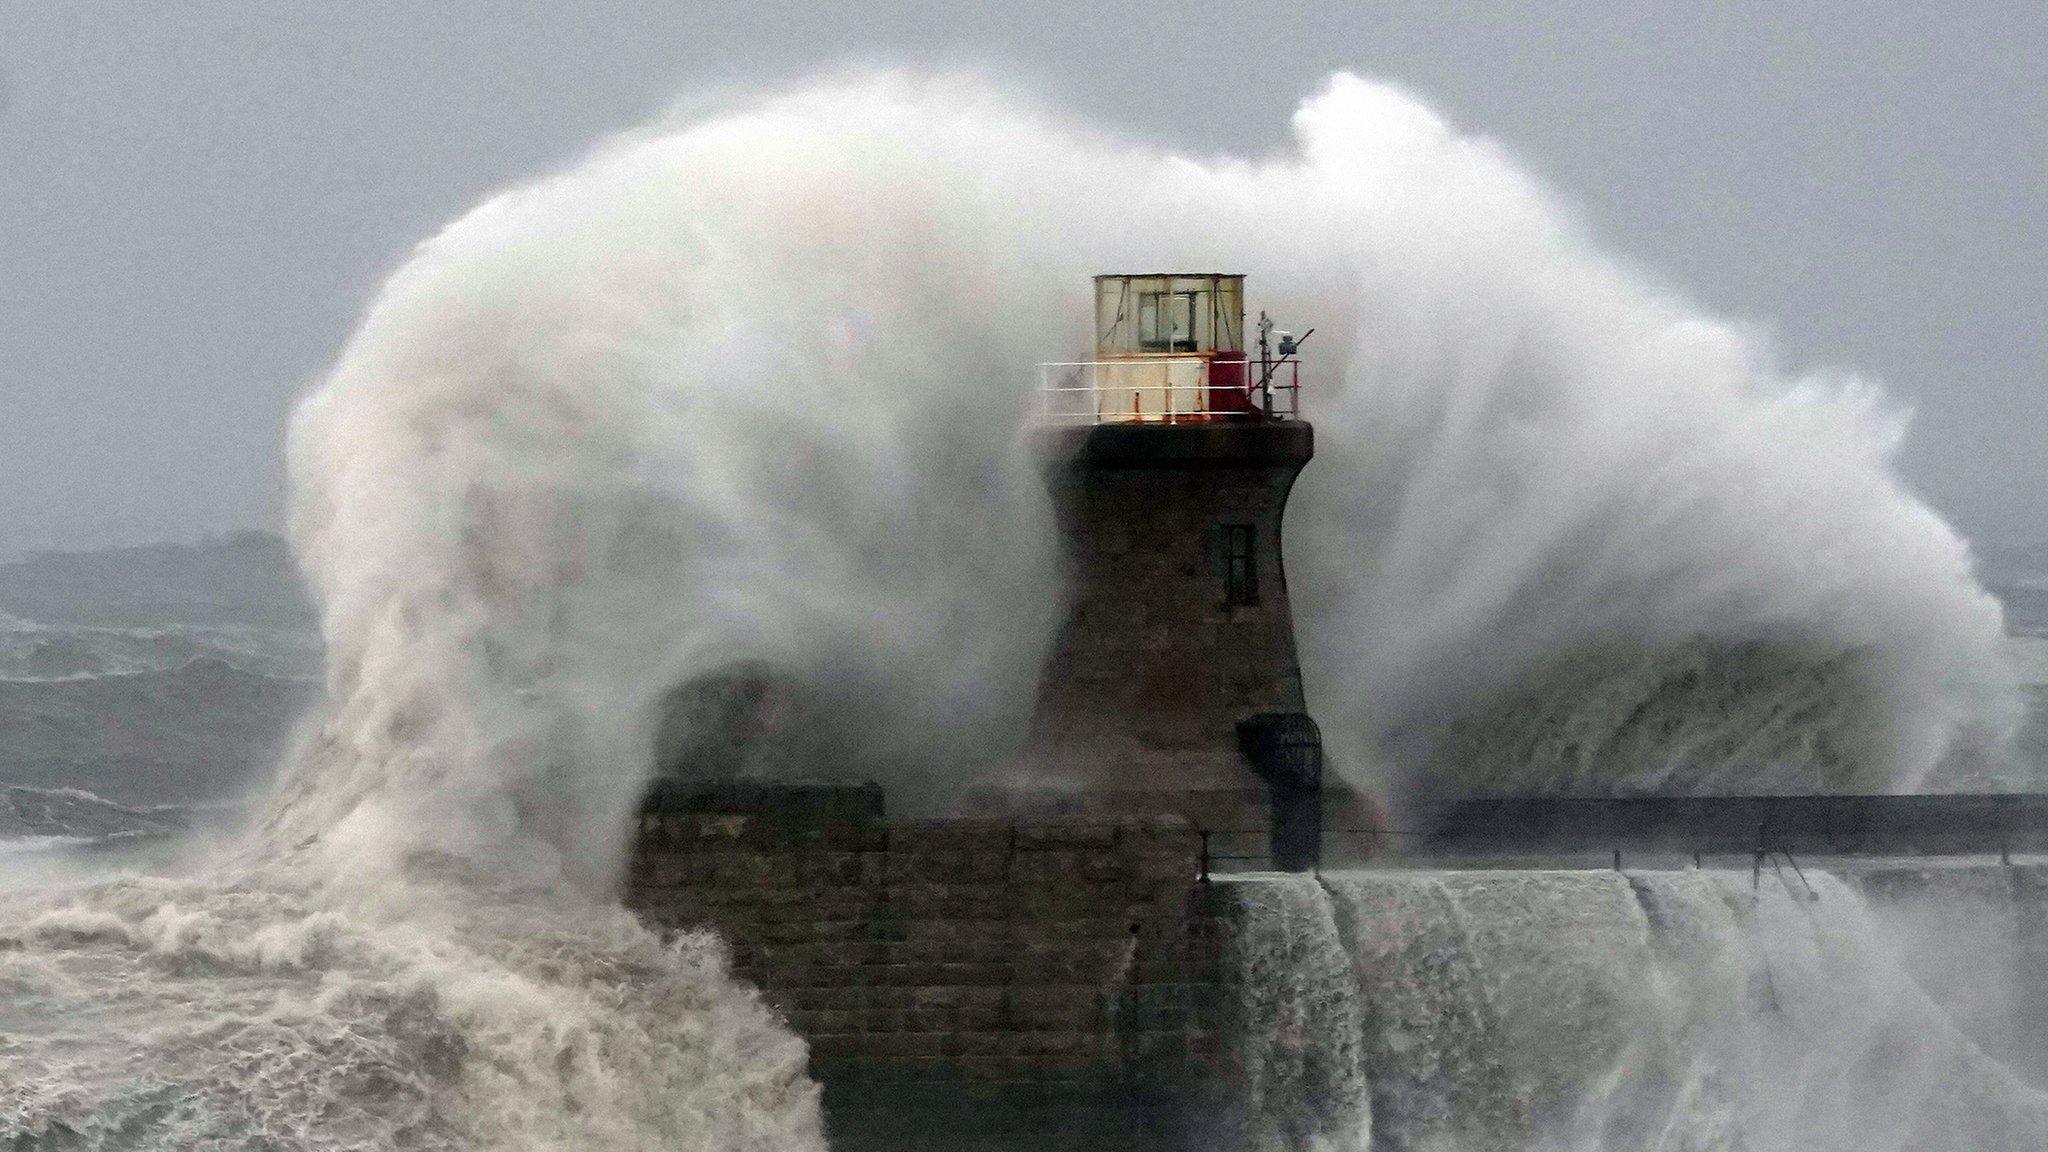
[1211, 863, 2048, 1152]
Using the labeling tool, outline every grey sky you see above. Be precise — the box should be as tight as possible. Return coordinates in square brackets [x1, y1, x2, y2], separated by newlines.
[0, 1, 2041, 561]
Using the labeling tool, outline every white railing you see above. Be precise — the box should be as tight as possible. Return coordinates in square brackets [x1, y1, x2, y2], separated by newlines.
[1038, 359, 1300, 425]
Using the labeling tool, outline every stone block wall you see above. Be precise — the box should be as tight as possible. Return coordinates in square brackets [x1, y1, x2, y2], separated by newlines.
[1025, 422, 1314, 802]
[623, 799, 1229, 1150]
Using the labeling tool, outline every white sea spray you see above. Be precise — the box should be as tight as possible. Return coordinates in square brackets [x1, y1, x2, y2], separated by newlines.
[0, 69, 2019, 1148]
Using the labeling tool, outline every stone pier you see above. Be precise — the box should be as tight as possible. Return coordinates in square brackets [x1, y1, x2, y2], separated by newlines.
[623, 782, 1234, 1151]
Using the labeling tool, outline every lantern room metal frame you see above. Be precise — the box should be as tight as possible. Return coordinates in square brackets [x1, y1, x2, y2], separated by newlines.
[1039, 274, 1301, 425]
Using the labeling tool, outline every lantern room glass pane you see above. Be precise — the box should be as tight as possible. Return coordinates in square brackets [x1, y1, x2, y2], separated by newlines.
[1139, 291, 1196, 352]
[1095, 274, 1245, 358]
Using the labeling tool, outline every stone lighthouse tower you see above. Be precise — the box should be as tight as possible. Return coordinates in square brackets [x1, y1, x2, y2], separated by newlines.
[1025, 275, 1324, 866]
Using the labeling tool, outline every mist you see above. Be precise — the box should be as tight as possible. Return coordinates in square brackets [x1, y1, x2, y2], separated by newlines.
[283, 71, 2010, 867]
[0, 67, 2030, 1152]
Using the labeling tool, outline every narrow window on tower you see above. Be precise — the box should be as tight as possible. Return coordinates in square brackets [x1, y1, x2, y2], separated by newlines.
[1222, 524, 1259, 606]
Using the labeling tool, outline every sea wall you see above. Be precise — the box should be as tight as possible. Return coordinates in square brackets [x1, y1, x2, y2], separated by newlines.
[623, 783, 2048, 1151]
[622, 785, 1231, 1151]
[1428, 793, 2048, 856]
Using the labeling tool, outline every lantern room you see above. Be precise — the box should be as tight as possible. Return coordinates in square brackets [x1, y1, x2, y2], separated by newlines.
[1041, 274, 1301, 425]
[1094, 273, 1243, 358]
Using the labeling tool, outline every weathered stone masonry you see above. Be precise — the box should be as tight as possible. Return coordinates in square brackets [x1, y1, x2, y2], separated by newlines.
[1023, 421, 1316, 835]
[623, 783, 1232, 1150]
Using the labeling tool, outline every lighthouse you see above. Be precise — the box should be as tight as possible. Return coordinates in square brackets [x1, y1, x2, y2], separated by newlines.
[1025, 275, 1325, 868]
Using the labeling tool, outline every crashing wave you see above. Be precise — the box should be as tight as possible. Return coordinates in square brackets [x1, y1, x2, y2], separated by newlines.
[0, 784, 188, 843]
[0, 68, 2020, 1148]
[1410, 637, 1891, 799]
